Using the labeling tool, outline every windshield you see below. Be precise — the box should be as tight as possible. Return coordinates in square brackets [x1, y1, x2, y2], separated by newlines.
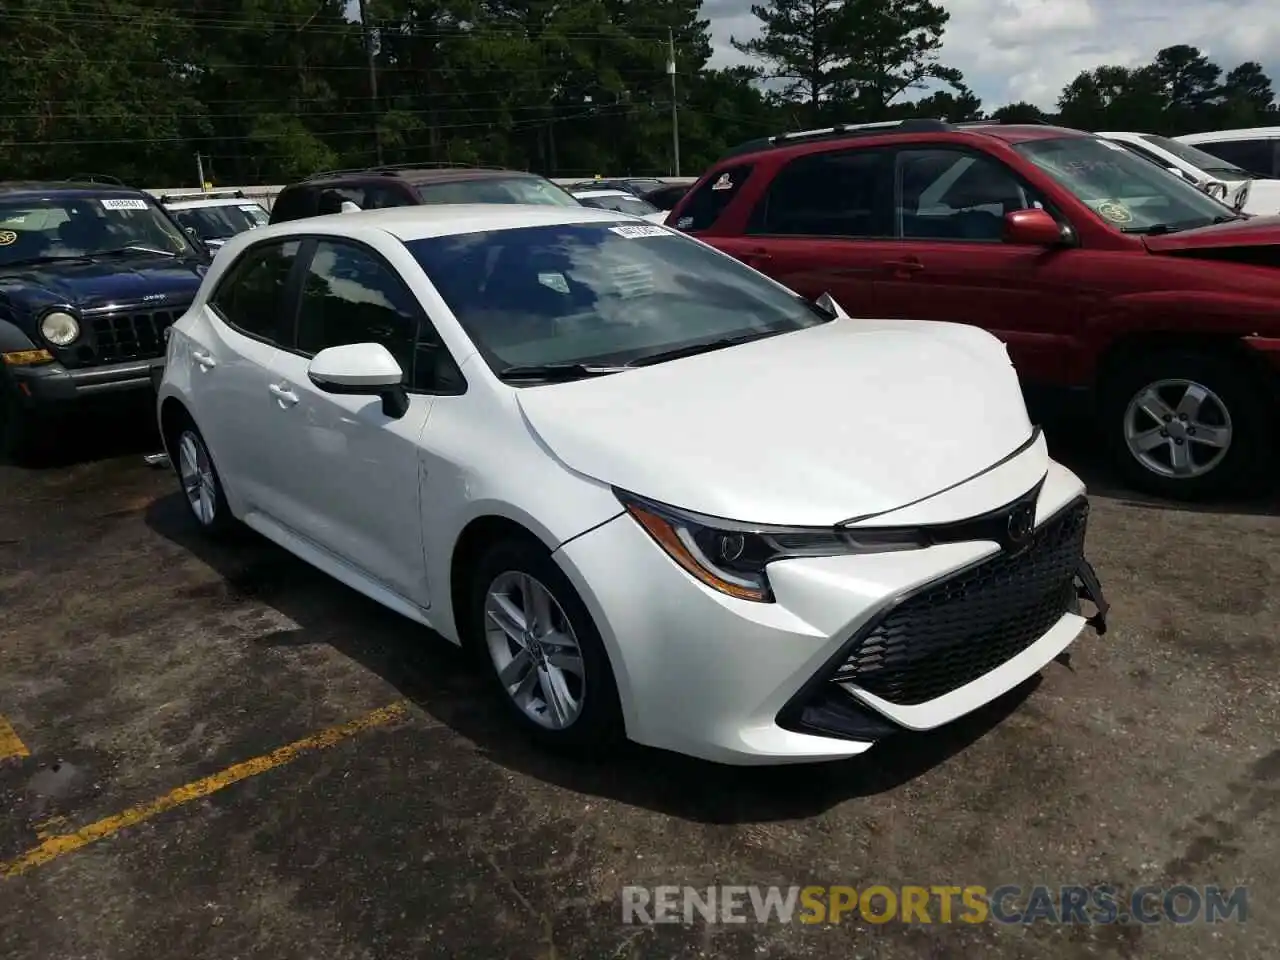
[1139, 134, 1250, 178]
[169, 204, 268, 241]
[1015, 136, 1236, 233]
[574, 194, 661, 216]
[0, 195, 195, 266]
[406, 222, 830, 380]
[415, 176, 582, 207]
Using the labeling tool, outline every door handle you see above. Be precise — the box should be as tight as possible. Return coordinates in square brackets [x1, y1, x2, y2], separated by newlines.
[743, 247, 772, 263]
[191, 349, 216, 370]
[884, 258, 924, 274]
[268, 382, 299, 407]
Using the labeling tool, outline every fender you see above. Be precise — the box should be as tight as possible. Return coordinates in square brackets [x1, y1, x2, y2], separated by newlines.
[0, 317, 39, 355]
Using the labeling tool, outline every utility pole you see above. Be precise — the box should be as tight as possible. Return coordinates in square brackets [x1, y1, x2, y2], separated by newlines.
[195, 153, 206, 190]
[667, 28, 680, 177]
[358, 0, 382, 165]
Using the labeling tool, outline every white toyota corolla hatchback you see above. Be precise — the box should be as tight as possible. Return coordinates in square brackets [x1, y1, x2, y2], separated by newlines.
[155, 204, 1109, 765]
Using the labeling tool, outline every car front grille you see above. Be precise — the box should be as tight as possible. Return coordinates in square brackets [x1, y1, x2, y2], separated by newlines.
[85, 305, 187, 364]
[832, 498, 1089, 706]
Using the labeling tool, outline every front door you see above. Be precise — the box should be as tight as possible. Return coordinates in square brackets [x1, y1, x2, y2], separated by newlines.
[264, 237, 434, 606]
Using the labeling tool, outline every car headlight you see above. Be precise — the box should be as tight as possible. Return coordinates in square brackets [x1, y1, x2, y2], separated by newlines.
[40, 310, 81, 346]
[615, 489, 927, 603]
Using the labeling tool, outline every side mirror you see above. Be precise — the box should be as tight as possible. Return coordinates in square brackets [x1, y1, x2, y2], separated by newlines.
[1167, 166, 1197, 184]
[339, 200, 362, 214]
[307, 342, 409, 419]
[814, 291, 850, 318]
[1003, 208, 1068, 246]
[1203, 180, 1228, 201]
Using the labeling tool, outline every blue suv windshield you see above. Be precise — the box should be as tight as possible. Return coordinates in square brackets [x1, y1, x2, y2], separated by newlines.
[0, 195, 196, 267]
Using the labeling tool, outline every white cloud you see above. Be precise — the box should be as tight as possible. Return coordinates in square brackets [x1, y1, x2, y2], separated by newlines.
[705, 0, 1280, 111]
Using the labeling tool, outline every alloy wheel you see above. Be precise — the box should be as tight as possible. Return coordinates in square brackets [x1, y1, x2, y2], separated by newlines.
[1123, 378, 1232, 480]
[177, 429, 219, 526]
[483, 570, 586, 730]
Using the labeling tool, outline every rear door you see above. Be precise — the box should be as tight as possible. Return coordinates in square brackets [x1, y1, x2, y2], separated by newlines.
[1192, 138, 1280, 179]
[710, 147, 897, 317]
[865, 145, 1088, 386]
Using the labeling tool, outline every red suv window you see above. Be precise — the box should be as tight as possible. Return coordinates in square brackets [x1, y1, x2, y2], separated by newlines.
[672, 163, 754, 232]
[747, 148, 894, 238]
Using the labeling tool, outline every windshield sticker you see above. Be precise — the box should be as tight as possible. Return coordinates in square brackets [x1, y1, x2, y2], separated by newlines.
[711, 173, 734, 191]
[1096, 200, 1133, 224]
[100, 197, 149, 210]
[537, 272, 570, 294]
[238, 204, 261, 212]
[0, 230, 15, 246]
[608, 224, 670, 239]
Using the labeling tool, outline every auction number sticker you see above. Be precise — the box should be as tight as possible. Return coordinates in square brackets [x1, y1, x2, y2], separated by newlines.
[1095, 200, 1133, 224]
[100, 197, 149, 210]
[608, 224, 670, 239]
[0, 230, 16, 246]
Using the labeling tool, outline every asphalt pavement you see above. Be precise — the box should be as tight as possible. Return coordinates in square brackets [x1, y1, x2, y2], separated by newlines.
[0, 400, 1276, 959]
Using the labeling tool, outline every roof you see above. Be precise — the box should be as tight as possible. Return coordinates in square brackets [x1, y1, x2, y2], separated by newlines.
[165, 197, 266, 210]
[571, 189, 635, 199]
[301, 166, 541, 186]
[0, 180, 151, 198]
[237, 204, 644, 246]
[1177, 126, 1280, 143]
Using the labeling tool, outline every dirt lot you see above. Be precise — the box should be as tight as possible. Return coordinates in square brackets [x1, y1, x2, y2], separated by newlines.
[0, 402, 1277, 960]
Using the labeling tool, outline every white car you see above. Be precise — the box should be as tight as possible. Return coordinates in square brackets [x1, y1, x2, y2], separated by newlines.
[570, 189, 668, 224]
[1097, 131, 1280, 216]
[159, 192, 271, 252]
[154, 204, 1109, 765]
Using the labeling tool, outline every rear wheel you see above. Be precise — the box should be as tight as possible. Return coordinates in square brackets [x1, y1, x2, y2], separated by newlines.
[1100, 350, 1275, 500]
[166, 414, 236, 537]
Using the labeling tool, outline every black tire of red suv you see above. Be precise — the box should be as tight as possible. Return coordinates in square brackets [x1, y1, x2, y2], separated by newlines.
[1099, 349, 1277, 501]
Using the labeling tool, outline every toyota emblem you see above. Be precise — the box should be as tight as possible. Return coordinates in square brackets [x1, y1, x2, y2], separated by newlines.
[1006, 503, 1035, 548]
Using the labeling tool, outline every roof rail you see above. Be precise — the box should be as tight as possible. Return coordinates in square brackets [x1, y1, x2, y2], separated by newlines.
[722, 118, 953, 157]
[65, 173, 126, 186]
[157, 189, 248, 203]
[306, 160, 509, 179]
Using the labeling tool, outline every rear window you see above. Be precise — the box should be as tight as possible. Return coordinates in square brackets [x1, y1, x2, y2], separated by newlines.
[671, 164, 754, 232]
[415, 176, 580, 207]
[269, 186, 316, 223]
[1192, 138, 1278, 178]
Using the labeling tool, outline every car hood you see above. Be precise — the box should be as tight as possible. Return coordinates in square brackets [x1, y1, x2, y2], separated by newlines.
[0, 255, 206, 313]
[515, 318, 1037, 526]
[1143, 215, 1280, 252]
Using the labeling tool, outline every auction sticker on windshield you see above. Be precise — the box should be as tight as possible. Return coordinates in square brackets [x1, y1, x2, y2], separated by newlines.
[609, 224, 670, 239]
[100, 198, 149, 210]
[1096, 200, 1133, 224]
[0, 230, 16, 246]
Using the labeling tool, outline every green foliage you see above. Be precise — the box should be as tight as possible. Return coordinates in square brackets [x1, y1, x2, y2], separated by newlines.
[0, 1, 1275, 186]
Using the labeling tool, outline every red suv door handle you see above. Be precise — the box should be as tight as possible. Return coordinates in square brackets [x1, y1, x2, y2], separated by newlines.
[743, 247, 772, 263]
[884, 258, 923, 275]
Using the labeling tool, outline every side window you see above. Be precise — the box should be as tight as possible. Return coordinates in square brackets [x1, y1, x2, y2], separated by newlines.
[363, 184, 413, 210]
[674, 163, 754, 232]
[896, 148, 1044, 242]
[297, 240, 458, 392]
[268, 188, 314, 224]
[317, 185, 367, 214]
[748, 149, 893, 238]
[208, 240, 302, 344]
[1196, 139, 1276, 178]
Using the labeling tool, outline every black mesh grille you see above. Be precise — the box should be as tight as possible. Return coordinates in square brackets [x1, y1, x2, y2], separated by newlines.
[833, 499, 1089, 706]
[86, 306, 186, 364]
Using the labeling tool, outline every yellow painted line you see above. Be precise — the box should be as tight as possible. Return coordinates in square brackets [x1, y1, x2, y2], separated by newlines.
[0, 714, 29, 762]
[1, 701, 409, 879]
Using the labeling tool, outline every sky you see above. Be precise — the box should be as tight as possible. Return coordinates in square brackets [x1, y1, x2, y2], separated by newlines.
[703, 0, 1280, 112]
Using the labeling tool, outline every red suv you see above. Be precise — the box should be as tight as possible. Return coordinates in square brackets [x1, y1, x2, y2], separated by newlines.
[668, 119, 1280, 500]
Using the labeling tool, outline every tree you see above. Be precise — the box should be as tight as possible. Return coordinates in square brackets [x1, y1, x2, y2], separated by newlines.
[1056, 65, 1166, 131]
[899, 84, 983, 122]
[990, 101, 1050, 124]
[1218, 61, 1276, 128]
[730, 0, 961, 123]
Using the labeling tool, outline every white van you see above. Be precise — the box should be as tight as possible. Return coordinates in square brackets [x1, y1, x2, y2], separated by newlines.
[1175, 127, 1280, 180]
[1099, 130, 1280, 216]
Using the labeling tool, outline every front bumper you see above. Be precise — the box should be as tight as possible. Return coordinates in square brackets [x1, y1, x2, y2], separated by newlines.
[555, 459, 1108, 766]
[6, 356, 164, 408]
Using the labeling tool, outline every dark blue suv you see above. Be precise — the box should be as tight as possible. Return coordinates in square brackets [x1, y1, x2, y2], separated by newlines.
[0, 181, 210, 459]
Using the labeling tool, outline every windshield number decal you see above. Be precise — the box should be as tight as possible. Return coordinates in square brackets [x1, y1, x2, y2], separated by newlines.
[100, 198, 149, 210]
[1096, 200, 1133, 224]
[0, 230, 16, 246]
[608, 224, 669, 239]
[711, 173, 734, 191]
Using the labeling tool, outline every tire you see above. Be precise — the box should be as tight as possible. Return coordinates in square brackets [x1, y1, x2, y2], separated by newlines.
[164, 413, 237, 538]
[1099, 349, 1276, 500]
[466, 538, 624, 755]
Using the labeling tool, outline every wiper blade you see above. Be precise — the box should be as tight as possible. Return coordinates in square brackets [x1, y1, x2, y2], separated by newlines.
[626, 330, 777, 368]
[498, 362, 629, 382]
[94, 245, 178, 258]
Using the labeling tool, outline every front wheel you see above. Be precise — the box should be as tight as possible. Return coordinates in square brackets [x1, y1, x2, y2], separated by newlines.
[168, 417, 236, 537]
[467, 539, 623, 754]
[1100, 350, 1276, 500]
